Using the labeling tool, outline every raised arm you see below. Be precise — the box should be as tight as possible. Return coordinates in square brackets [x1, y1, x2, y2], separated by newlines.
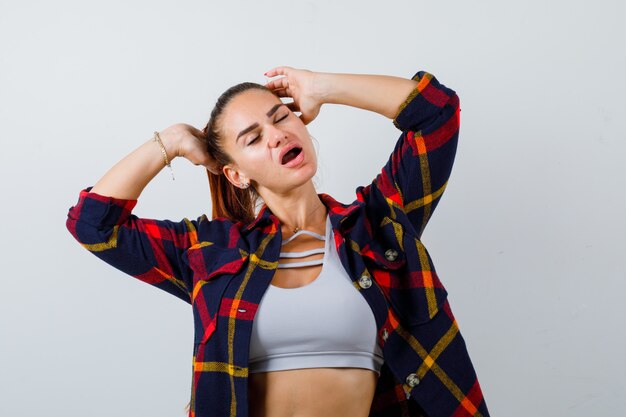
[89, 123, 217, 198]
[66, 124, 219, 303]
[264, 67, 418, 122]
[265, 66, 460, 237]
[315, 72, 419, 119]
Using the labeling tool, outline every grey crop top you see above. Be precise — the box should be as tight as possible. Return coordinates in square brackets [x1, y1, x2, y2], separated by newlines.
[248, 214, 384, 375]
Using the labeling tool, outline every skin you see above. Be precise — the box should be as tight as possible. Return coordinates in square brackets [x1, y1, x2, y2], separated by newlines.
[214, 68, 417, 416]
[88, 66, 418, 416]
[219, 88, 328, 233]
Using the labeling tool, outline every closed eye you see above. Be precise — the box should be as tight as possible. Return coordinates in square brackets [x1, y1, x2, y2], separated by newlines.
[247, 114, 289, 146]
[275, 113, 288, 123]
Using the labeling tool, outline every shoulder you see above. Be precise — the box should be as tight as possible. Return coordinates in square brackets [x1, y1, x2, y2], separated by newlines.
[194, 215, 251, 248]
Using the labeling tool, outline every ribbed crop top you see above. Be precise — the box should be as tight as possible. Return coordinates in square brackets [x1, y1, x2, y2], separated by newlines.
[248, 214, 384, 375]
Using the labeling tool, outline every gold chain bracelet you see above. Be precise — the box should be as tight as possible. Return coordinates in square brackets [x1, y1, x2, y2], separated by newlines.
[153, 131, 175, 181]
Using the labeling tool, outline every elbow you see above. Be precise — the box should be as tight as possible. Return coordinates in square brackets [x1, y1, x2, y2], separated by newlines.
[66, 212, 119, 252]
[66, 208, 82, 243]
[451, 93, 461, 131]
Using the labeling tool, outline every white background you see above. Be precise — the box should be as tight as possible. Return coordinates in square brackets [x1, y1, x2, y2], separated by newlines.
[1, 0, 624, 416]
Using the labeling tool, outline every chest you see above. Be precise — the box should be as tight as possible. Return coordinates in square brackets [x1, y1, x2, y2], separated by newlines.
[184, 212, 452, 416]
[271, 226, 327, 289]
[185, 211, 438, 349]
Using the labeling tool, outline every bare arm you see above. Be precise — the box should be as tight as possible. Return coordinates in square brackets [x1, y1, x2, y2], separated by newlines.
[265, 66, 460, 238]
[89, 123, 218, 200]
[67, 123, 219, 302]
[263, 66, 419, 123]
[316, 72, 419, 119]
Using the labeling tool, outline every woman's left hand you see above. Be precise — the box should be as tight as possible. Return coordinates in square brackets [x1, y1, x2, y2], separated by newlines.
[263, 66, 324, 125]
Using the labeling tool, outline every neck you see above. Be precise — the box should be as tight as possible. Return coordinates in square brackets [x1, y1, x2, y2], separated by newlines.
[259, 180, 327, 234]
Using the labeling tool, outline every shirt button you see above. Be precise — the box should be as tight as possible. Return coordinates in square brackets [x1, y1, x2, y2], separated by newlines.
[382, 328, 389, 341]
[384, 248, 399, 262]
[358, 275, 372, 289]
[405, 373, 420, 388]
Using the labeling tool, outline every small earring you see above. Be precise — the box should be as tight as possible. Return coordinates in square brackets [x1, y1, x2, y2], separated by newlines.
[240, 182, 250, 189]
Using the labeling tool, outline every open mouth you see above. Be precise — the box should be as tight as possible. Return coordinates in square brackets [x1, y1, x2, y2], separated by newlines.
[281, 147, 303, 165]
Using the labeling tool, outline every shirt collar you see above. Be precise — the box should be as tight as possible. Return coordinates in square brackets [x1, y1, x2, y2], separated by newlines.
[242, 193, 365, 234]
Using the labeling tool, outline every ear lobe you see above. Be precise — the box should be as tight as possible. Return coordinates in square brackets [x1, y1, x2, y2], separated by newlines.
[222, 165, 248, 188]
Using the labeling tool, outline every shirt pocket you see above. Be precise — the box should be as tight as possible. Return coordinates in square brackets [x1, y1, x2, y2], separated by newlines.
[185, 243, 249, 345]
[362, 216, 448, 326]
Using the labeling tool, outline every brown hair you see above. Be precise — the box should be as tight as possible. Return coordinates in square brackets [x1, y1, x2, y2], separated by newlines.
[202, 82, 278, 224]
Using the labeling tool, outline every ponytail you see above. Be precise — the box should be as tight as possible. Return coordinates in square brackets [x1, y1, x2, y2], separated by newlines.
[206, 168, 257, 223]
[202, 81, 274, 223]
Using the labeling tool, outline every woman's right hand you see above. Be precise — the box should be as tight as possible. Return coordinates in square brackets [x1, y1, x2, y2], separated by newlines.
[158, 123, 221, 174]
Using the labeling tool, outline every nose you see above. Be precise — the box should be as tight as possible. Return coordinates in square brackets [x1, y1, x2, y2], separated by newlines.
[267, 124, 287, 148]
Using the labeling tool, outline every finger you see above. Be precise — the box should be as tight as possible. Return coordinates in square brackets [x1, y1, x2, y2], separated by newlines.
[298, 113, 311, 125]
[207, 165, 221, 175]
[192, 127, 207, 139]
[272, 88, 291, 98]
[264, 77, 288, 91]
[285, 101, 300, 112]
[264, 66, 290, 78]
[204, 159, 221, 174]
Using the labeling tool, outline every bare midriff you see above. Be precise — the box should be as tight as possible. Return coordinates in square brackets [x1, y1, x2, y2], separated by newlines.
[247, 222, 379, 416]
[248, 367, 379, 417]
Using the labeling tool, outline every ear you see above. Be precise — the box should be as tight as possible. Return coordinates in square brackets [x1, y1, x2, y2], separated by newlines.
[222, 164, 249, 189]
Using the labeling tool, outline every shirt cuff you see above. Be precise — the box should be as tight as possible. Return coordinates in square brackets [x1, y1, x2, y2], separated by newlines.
[67, 186, 139, 228]
[392, 70, 456, 131]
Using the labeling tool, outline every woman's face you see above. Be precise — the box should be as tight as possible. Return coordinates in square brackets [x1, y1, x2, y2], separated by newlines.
[219, 88, 317, 195]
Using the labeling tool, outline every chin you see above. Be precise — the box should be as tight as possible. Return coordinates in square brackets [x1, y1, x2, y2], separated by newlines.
[289, 166, 317, 187]
[299, 160, 318, 182]
[268, 166, 318, 194]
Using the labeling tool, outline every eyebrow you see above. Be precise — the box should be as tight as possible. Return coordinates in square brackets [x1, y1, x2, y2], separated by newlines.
[236, 103, 285, 143]
[265, 103, 284, 118]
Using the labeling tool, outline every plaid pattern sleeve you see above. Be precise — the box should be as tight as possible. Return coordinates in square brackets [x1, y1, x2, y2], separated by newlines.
[66, 186, 204, 304]
[359, 71, 490, 416]
[376, 70, 460, 238]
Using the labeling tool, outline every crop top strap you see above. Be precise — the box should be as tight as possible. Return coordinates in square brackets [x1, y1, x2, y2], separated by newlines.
[281, 229, 325, 245]
[278, 219, 328, 269]
[280, 247, 326, 258]
[277, 258, 324, 269]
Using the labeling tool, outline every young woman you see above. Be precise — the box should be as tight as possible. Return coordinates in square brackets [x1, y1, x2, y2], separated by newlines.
[66, 66, 490, 417]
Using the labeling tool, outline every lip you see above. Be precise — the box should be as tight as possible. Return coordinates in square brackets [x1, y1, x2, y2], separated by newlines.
[282, 148, 305, 168]
[278, 142, 303, 166]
